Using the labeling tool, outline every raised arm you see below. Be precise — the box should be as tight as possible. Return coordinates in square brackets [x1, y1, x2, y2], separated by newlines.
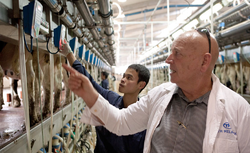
[62, 64, 149, 135]
[62, 64, 98, 108]
[60, 41, 117, 99]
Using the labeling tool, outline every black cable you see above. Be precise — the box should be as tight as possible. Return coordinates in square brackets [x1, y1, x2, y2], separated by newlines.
[46, 37, 60, 54]
[65, 57, 70, 77]
[23, 32, 33, 54]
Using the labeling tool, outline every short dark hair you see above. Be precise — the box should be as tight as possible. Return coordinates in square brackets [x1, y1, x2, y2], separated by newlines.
[101, 71, 108, 79]
[128, 64, 150, 92]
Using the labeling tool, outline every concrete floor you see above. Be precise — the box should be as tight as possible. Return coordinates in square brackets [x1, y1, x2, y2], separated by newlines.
[0, 101, 25, 149]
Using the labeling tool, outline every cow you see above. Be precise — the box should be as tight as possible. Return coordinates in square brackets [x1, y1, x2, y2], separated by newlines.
[0, 42, 71, 126]
[243, 64, 250, 94]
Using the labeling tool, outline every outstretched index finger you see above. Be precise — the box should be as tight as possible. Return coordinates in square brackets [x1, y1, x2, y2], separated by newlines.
[62, 63, 77, 75]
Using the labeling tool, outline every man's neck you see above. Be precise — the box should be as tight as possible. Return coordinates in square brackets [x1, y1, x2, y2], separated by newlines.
[123, 93, 139, 108]
[181, 77, 213, 102]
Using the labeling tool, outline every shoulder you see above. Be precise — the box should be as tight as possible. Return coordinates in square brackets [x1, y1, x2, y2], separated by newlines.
[144, 82, 176, 104]
[148, 82, 176, 95]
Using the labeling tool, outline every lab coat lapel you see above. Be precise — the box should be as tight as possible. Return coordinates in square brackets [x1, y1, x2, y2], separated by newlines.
[203, 74, 226, 153]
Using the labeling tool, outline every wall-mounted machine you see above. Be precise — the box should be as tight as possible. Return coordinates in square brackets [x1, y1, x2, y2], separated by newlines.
[219, 55, 225, 64]
[233, 52, 240, 62]
[85, 50, 90, 63]
[89, 53, 94, 65]
[54, 25, 66, 49]
[69, 37, 78, 57]
[46, 25, 66, 54]
[23, 0, 43, 38]
[78, 45, 85, 60]
[23, 0, 43, 53]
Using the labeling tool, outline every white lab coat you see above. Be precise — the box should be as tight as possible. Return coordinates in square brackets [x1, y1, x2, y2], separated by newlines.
[81, 74, 250, 153]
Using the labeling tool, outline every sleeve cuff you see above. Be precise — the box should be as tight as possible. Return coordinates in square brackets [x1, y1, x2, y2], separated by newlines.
[89, 94, 107, 116]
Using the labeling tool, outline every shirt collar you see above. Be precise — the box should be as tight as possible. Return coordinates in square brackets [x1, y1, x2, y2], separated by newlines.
[119, 97, 140, 109]
[173, 86, 210, 105]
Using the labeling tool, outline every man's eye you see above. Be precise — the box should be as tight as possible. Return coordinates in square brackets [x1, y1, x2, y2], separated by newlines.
[175, 51, 181, 56]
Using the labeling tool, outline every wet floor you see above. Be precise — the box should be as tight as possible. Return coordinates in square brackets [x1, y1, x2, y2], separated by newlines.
[0, 101, 25, 149]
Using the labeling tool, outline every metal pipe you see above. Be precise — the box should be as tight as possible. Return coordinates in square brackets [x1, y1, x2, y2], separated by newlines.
[86, 42, 93, 49]
[97, 40, 105, 48]
[89, 28, 101, 40]
[43, 0, 62, 13]
[59, 10, 75, 29]
[97, 0, 115, 61]
[123, 4, 204, 17]
[98, 0, 110, 15]
[222, 6, 250, 23]
[72, 0, 95, 27]
[172, 1, 212, 34]
[114, 21, 185, 24]
[44, 0, 112, 65]
[215, 20, 250, 38]
[43, 0, 89, 44]
[71, 26, 84, 38]
[43, 0, 75, 29]
[199, 2, 249, 28]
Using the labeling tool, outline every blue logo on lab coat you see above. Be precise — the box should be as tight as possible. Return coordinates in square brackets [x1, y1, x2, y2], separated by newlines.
[223, 122, 231, 129]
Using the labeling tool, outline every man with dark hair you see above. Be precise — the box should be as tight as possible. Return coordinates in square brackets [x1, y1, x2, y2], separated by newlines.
[60, 41, 150, 153]
[64, 29, 250, 153]
[128, 64, 150, 93]
[100, 71, 109, 89]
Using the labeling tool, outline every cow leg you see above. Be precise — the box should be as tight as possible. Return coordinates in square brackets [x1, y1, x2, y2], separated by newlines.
[11, 79, 21, 107]
[0, 65, 4, 110]
[26, 59, 39, 126]
[53, 56, 62, 113]
[42, 64, 51, 117]
[227, 65, 237, 91]
[32, 49, 43, 120]
[62, 58, 71, 106]
[243, 66, 250, 94]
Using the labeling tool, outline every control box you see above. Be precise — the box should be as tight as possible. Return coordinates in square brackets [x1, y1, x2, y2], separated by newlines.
[233, 52, 240, 62]
[85, 50, 90, 62]
[218, 55, 224, 64]
[93, 56, 96, 65]
[69, 37, 78, 56]
[78, 45, 85, 60]
[23, 0, 43, 38]
[54, 25, 66, 48]
[89, 53, 94, 64]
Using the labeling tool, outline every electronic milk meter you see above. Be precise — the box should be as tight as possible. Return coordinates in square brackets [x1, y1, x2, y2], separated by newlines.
[23, 0, 43, 38]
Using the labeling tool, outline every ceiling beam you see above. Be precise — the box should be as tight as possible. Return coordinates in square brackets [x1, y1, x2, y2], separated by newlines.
[114, 20, 185, 25]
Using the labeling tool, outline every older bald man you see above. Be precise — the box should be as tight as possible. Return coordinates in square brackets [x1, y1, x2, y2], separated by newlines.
[63, 29, 250, 153]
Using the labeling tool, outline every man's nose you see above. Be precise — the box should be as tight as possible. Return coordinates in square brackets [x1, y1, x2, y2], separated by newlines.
[121, 77, 125, 82]
[165, 54, 173, 64]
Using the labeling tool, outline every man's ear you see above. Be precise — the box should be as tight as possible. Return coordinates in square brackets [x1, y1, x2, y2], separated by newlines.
[138, 81, 146, 90]
[201, 53, 212, 72]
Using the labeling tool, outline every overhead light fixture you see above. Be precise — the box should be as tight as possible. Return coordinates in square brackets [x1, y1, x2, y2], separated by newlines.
[183, 19, 199, 31]
[156, 22, 180, 38]
[199, 3, 223, 21]
[118, 0, 127, 2]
